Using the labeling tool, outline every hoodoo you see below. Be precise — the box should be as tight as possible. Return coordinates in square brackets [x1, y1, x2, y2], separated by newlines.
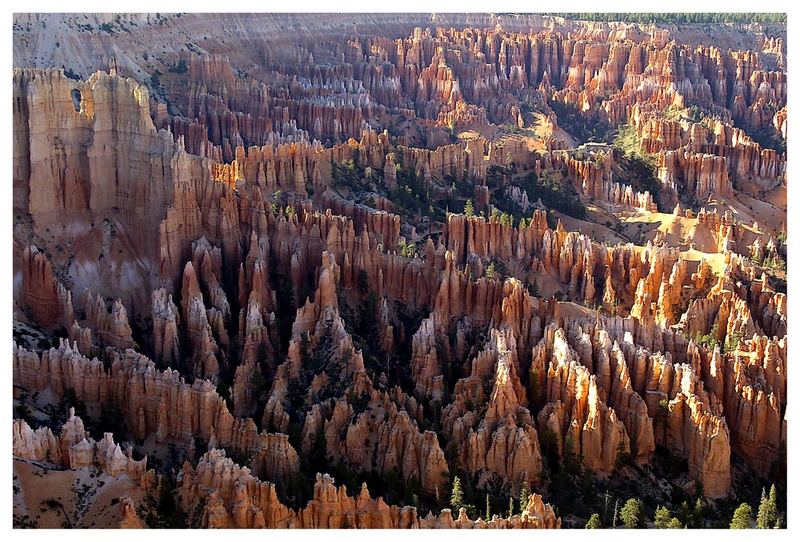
[12, 12, 786, 530]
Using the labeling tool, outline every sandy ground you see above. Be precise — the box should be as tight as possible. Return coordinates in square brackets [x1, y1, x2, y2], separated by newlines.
[712, 191, 786, 234]
[13, 459, 147, 529]
[679, 248, 728, 276]
[557, 211, 629, 245]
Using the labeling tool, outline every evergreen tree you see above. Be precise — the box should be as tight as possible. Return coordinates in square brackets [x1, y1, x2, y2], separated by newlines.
[485, 494, 491, 522]
[654, 506, 672, 528]
[619, 498, 644, 529]
[251, 368, 267, 398]
[769, 486, 778, 516]
[756, 488, 768, 528]
[677, 501, 693, 526]
[655, 503, 684, 528]
[563, 434, 579, 473]
[519, 481, 530, 510]
[586, 513, 602, 529]
[450, 476, 464, 510]
[528, 278, 540, 298]
[667, 518, 683, 528]
[464, 199, 475, 217]
[730, 503, 754, 529]
[508, 496, 515, 518]
[756, 485, 778, 528]
[693, 498, 705, 528]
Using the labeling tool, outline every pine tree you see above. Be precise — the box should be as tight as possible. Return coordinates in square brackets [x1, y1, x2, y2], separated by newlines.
[450, 476, 463, 511]
[757, 485, 778, 528]
[586, 513, 602, 529]
[693, 498, 705, 528]
[519, 482, 530, 510]
[464, 199, 474, 217]
[756, 488, 769, 528]
[563, 434, 578, 473]
[730, 503, 754, 529]
[677, 501, 692, 526]
[619, 498, 643, 529]
[529, 277, 540, 298]
[485, 494, 491, 522]
[654, 506, 672, 528]
[250, 368, 267, 398]
[508, 496, 515, 518]
[667, 518, 683, 528]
